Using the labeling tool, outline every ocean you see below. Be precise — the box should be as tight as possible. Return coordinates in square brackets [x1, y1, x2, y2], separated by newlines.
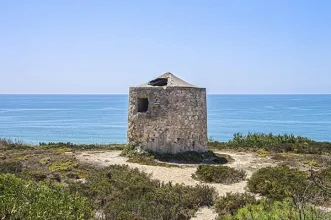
[0, 95, 330, 144]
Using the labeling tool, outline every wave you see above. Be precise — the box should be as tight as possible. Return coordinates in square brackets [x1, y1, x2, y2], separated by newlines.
[287, 107, 305, 110]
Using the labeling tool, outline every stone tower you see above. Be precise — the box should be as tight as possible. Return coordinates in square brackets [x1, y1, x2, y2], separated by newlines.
[127, 72, 208, 153]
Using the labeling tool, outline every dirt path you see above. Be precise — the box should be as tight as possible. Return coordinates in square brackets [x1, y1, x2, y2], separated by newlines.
[75, 150, 274, 220]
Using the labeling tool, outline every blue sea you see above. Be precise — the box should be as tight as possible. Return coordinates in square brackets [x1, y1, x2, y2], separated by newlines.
[0, 95, 330, 144]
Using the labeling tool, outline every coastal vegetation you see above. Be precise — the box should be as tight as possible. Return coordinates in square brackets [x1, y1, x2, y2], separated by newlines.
[1, 133, 331, 219]
[121, 142, 231, 165]
[0, 138, 216, 219]
[215, 165, 331, 219]
[247, 165, 309, 200]
[192, 165, 246, 184]
[0, 138, 125, 151]
[69, 165, 216, 219]
[214, 192, 258, 217]
[0, 174, 93, 219]
[208, 132, 331, 154]
[227, 198, 331, 220]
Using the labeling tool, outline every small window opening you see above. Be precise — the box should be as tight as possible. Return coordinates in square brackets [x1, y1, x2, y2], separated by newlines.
[138, 98, 149, 112]
[148, 78, 168, 86]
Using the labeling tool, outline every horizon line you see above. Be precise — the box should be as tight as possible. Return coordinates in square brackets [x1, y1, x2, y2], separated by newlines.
[1, 93, 331, 95]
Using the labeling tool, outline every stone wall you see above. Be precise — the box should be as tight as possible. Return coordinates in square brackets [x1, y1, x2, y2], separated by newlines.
[128, 86, 207, 153]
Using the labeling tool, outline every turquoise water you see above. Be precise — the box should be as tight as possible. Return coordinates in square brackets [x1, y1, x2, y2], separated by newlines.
[0, 95, 330, 144]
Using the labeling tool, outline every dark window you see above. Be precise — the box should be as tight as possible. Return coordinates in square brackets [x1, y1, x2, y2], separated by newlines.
[138, 98, 149, 112]
[148, 78, 168, 86]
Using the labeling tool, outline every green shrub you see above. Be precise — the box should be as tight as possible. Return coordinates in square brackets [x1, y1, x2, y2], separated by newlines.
[120, 142, 140, 157]
[104, 183, 216, 220]
[49, 160, 78, 172]
[313, 166, 331, 184]
[209, 133, 331, 154]
[0, 161, 23, 173]
[233, 198, 331, 220]
[215, 192, 258, 217]
[0, 174, 93, 219]
[192, 165, 246, 184]
[39, 141, 125, 150]
[120, 143, 179, 167]
[0, 138, 32, 149]
[39, 157, 51, 165]
[247, 165, 308, 200]
[70, 165, 217, 220]
[310, 166, 331, 204]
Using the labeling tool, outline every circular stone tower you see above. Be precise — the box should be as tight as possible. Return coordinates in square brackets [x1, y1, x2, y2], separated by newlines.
[127, 72, 208, 154]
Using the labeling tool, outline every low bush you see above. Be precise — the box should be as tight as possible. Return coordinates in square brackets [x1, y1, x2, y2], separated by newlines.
[232, 198, 331, 220]
[39, 141, 125, 150]
[309, 166, 331, 204]
[209, 133, 331, 154]
[120, 143, 180, 167]
[0, 174, 93, 219]
[69, 164, 217, 220]
[0, 138, 31, 149]
[0, 161, 23, 173]
[1, 138, 125, 150]
[192, 165, 246, 184]
[313, 166, 331, 185]
[39, 157, 51, 165]
[120, 142, 140, 157]
[247, 165, 308, 200]
[215, 192, 258, 217]
[49, 160, 78, 172]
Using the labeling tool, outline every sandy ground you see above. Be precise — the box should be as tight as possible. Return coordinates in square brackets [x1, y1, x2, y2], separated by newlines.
[75, 150, 275, 220]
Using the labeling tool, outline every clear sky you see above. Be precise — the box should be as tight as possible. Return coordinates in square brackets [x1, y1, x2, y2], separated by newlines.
[1, 0, 330, 94]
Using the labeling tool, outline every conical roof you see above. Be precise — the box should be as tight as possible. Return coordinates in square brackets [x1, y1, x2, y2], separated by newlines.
[137, 72, 197, 88]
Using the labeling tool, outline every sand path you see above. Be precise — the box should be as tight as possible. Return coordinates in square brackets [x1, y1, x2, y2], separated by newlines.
[75, 150, 274, 220]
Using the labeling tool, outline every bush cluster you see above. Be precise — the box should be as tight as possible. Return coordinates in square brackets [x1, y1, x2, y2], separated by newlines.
[313, 166, 331, 184]
[0, 138, 31, 149]
[233, 198, 331, 220]
[209, 133, 331, 154]
[49, 160, 78, 172]
[39, 141, 125, 150]
[192, 165, 246, 184]
[215, 194, 331, 220]
[247, 165, 308, 200]
[0, 137, 125, 151]
[0, 174, 93, 219]
[0, 161, 23, 173]
[70, 164, 217, 220]
[237, 165, 331, 219]
[215, 192, 258, 217]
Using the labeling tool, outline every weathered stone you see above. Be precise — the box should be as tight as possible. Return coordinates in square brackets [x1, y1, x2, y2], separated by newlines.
[127, 72, 208, 154]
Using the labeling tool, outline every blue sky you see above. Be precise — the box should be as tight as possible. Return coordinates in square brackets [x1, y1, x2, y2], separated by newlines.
[0, 0, 330, 94]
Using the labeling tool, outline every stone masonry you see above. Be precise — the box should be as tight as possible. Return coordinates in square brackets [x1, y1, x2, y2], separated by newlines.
[127, 72, 208, 153]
